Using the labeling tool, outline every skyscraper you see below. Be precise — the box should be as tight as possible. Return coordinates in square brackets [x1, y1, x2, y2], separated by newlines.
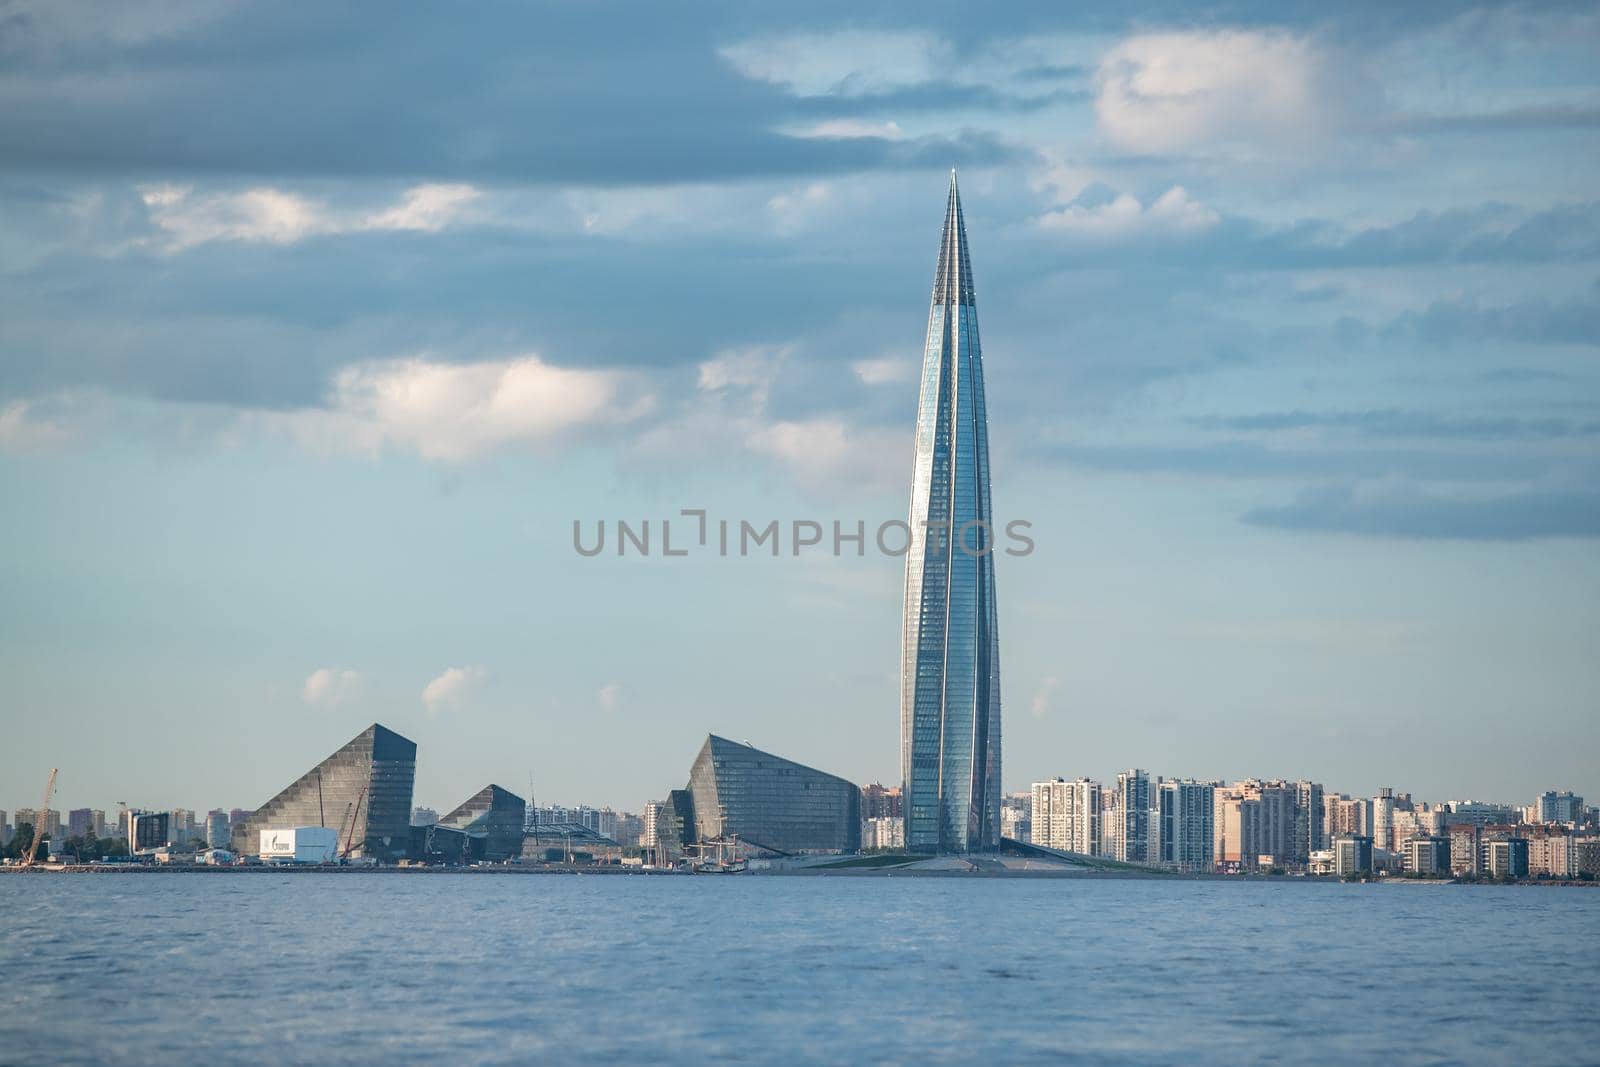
[901, 171, 1002, 854]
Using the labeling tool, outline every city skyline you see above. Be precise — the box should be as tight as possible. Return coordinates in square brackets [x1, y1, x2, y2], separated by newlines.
[2, 5, 1598, 814]
[901, 173, 1003, 853]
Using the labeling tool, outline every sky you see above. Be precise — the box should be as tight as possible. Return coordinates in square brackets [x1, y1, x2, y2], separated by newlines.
[1, 1, 1597, 818]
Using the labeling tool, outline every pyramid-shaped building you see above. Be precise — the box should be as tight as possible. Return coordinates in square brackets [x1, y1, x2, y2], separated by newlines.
[231, 723, 417, 861]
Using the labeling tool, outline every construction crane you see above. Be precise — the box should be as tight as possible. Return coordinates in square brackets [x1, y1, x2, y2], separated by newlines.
[338, 783, 369, 860]
[19, 768, 58, 868]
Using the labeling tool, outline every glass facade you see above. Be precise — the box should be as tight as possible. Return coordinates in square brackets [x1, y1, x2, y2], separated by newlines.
[687, 735, 861, 853]
[230, 723, 417, 861]
[901, 172, 1001, 854]
[437, 784, 526, 862]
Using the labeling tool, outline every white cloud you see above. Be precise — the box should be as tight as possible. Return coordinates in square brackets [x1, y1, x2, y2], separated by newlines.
[0, 399, 73, 451]
[1095, 30, 1347, 154]
[302, 668, 360, 708]
[598, 682, 622, 711]
[140, 185, 325, 248]
[277, 353, 652, 462]
[696, 345, 790, 405]
[422, 665, 485, 716]
[138, 182, 483, 250]
[1031, 676, 1060, 719]
[766, 182, 834, 235]
[1036, 185, 1219, 236]
[719, 31, 946, 96]
[745, 416, 904, 492]
[852, 357, 913, 386]
[361, 183, 482, 232]
[635, 343, 902, 493]
[793, 119, 903, 140]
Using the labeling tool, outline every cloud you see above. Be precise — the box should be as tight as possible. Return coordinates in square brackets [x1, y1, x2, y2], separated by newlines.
[1389, 291, 1600, 347]
[598, 682, 622, 711]
[1031, 676, 1059, 719]
[1244, 482, 1600, 541]
[1094, 30, 1353, 154]
[0, 399, 73, 451]
[362, 183, 482, 233]
[719, 31, 946, 97]
[302, 668, 360, 708]
[766, 182, 834, 234]
[793, 119, 903, 141]
[696, 344, 789, 404]
[1037, 185, 1219, 236]
[852, 357, 913, 385]
[421, 665, 485, 715]
[1195, 410, 1598, 442]
[277, 354, 652, 462]
[138, 182, 482, 251]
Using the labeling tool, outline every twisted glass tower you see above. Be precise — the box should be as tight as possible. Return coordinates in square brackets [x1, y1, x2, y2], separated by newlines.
[900, 171, 1001, 854]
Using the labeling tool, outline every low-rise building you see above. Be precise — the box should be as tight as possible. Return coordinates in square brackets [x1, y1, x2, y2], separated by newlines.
[1334, 835, 1374, 876]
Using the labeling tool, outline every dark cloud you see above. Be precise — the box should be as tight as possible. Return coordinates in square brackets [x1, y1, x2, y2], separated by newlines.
[1243, 482, 1600, 540]
[1394, 104, 1600, 134]
[0, 5, 1017, 184]
[1389, 290, 1600, 347]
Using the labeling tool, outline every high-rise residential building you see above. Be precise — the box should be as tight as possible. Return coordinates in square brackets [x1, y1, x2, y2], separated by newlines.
[1402, 837, 1452, 875]
[1325, 794, 1370, 839]
[14, 808, 61, 841]
[861, 784, 904, 821]
[1536, 790, 1584, 825]
[863, 817, 906, 851]
[1447, 823, 1482, 876]
[1030, 778, 1100, 854]
[1372, 788, 1396, 853]
[1485, 837, 1530, 878]
[1115, 770, 1152, 863]
[613, 812, 644, 850]
[205, 809, 230, 849]
[1445, 801, 1517, 827]
[68, 808, 94, 839]
[1214, 781, 1297, 871]
[1294, 781, 1325, 865]
[170, 809, 196, 845]
[1158, 779, 1215, 872]
[900, 172, 1001, 855]
[91, 810, 106, 838]
[1000, 791, 1031, 843]
[1524, 826, 1576, 878]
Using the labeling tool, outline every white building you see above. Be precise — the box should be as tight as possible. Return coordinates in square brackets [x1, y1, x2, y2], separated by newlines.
[1030, 778, 1101, 854]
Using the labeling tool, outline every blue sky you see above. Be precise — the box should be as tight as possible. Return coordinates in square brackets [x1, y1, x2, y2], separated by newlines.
[2, 1, 1596, 817]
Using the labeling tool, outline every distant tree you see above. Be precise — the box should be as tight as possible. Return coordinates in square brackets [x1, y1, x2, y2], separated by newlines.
[4, 821, 38, 862]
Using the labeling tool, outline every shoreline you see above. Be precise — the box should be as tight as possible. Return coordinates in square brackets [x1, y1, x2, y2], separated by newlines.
[1, 865, 1592, 886]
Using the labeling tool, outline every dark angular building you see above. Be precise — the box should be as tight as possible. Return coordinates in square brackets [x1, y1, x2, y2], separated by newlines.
[231, 723, 417, 862]
[436, 784, 526, 862]
[686, 735, 860, 853]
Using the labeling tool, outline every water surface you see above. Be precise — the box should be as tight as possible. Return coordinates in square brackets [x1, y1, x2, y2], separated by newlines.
[1, 874, 1595, 1065]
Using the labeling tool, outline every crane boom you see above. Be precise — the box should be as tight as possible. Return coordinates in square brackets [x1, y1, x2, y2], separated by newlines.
[20, 768, 58, 868]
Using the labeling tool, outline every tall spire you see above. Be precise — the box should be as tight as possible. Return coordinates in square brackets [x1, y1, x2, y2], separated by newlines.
[902, 171, 1001, 854]
[932, 168, 975, 306]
